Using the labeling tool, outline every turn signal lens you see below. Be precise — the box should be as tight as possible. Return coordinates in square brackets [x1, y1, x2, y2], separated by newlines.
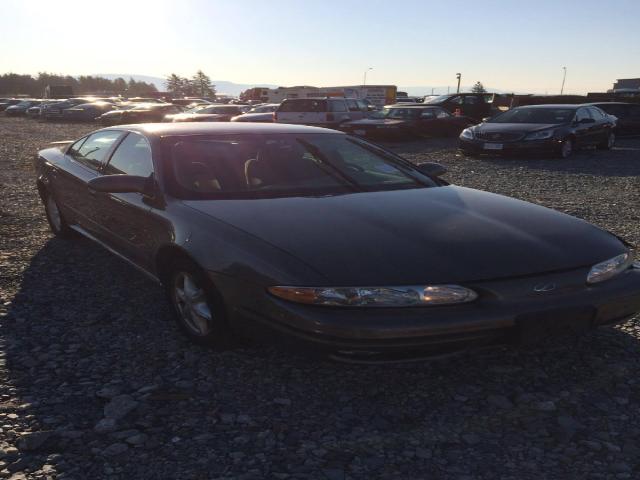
[587, 252, 633, 284]
[268, 285, 478, 307]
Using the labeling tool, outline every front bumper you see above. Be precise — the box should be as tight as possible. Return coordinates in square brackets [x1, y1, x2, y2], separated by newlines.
[459, 136, 563, 156]
[216, 266, 640, 359]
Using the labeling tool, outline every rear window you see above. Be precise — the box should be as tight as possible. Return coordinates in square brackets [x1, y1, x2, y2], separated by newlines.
[278, 99, 327, 113]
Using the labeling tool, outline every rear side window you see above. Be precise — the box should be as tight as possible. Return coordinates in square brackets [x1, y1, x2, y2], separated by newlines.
[420, 109, 436, 119]
[105, 133, 154, 177]
[70, 130, 122, 170]
[279, 99, 327, 112]
[588, 107, 605, 119]
[329, 100, 347, 112]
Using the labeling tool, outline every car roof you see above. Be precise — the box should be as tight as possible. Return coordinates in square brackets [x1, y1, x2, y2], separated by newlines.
[514, 104, 580, 109]
[107, 122, 342, 137]
[386, 104, 440, 108]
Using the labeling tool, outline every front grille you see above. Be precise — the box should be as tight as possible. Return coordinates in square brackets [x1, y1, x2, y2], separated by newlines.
[475, 131, 524, 142]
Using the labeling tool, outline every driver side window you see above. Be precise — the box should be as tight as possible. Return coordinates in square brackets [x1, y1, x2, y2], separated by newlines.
[104, 133, 154, 177]
[69, 130, 123, 171]
[575, 108, 591, 122]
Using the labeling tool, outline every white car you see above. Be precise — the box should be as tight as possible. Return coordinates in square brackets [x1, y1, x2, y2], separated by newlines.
[274, 97, 369, 128]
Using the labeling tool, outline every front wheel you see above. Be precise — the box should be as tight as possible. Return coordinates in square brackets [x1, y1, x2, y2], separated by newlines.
[43, 190, 74, 238]
[166, 259, 232, 348]
[557, 138, 573, 159]
[597, 131, 615, 150]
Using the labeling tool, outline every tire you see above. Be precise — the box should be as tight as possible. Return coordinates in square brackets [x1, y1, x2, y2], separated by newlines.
[597, 131, 615, 150]
[557, 138, 573, 159]
[165, 258, 233, 348]
[42, 189, 74, 238]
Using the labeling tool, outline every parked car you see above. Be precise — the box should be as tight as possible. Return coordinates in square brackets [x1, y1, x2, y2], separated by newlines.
[0, 99, 23, 112]
[35, 123, 640, 360]
[164, 104, 250, 122]
[4, 99, 42, 116]
[230, 104, 280, 123]
[275, 98, 369, 128]
[459, 105, 616, 158]
[585, 102, 640, 136]
[26, 100, 59, 119]
[171, 98, 212, 107]
[98, 103, 183, 125]
[63, 102, 116, 122]
[42, 98, 99, 120]
[424, 93, 496, 121]
[342, 104, 475, 139]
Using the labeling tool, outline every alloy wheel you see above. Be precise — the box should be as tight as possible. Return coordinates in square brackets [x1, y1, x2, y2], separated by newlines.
[561, 139, 573, 158]
[172, 272, 213, 336]
[46, 194, 62, 231]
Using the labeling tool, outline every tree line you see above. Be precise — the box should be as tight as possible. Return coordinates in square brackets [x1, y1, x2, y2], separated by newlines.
[0, 73, 158, 97]
[165, 71, 216, 98]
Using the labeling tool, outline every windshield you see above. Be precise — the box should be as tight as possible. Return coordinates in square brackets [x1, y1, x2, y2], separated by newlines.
[165, 133, 435, 199]
[370, 108, 420, 120]
[423, 95, 451, 104]
[489, 107, 575, 124]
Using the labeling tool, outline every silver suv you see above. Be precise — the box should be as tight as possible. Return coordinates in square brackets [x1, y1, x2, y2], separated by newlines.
[274, 98, 369, 128]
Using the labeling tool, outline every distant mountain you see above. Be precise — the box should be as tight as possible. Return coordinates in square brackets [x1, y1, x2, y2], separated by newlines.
[94, 74, 518, 97]
[94, 74, 279, 96]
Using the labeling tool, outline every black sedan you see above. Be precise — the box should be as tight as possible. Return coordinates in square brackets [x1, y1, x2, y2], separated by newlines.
[164, 104, 250, 123]
[342, 105, 475, 139]
[586, 102, 640, 136]
[35, 123, 640, 361]
[98, 103, 183, 126]
[62, 101, 115, 122]
[459, 105, 616, 158]
[5, 99, 42, 116]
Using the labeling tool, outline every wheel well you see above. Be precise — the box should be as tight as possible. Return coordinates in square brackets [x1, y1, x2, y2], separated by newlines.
[155, 245, 199, 285]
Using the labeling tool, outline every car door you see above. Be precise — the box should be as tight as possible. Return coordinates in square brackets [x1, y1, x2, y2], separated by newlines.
[91, 132, 166, 270]
[573, 107, 597, 147]
[587, 107, 610, 142]
[417, 108, 439, 135]
[54, 130, 125, 234]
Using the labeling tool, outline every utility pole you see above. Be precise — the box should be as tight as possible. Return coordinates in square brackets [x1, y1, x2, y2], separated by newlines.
[560, 66, 567, 95]
[456, 73, 462, 93]
[363, 67, 373, 86]
[431, 87, 434, 95]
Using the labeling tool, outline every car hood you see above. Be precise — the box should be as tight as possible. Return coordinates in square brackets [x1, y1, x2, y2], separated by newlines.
[475, 123, 560, 133]
[183, 186, 624, 285]
[345, 118, 408, 126]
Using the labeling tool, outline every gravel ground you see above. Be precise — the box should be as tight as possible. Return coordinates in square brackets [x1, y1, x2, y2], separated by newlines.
[1, 116, 639, 480]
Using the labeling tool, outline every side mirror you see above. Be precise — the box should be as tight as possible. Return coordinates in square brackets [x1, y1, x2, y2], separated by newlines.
[416, 162, 447, 178]
[88, 174, 151, 194]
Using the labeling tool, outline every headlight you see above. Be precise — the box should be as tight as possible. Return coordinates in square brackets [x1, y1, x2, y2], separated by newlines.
[524, 130, 555, 140]
[587, 252, 633, 284]
[460, 128, 474, 140]
[268, 284, 478, 307]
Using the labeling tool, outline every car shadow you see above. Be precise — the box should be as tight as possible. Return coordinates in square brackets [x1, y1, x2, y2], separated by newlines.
[2, 236, 640, 477]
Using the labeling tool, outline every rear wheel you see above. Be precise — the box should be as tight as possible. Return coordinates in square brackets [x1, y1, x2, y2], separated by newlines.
[597, 131, 615, 150]
[558, 138, 573, 159]
[166, 259, 232, 348]
[43, 190, 74, 238]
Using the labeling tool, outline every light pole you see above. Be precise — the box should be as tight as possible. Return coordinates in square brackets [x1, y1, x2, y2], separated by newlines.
[363, 67, 373, 86]
[456, 73, 462, 94]
[560, 66, 567, 95]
